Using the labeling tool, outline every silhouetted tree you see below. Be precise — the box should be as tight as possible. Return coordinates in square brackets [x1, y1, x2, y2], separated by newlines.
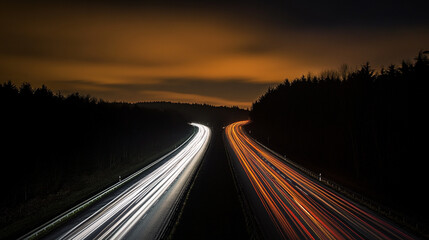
[0, 83, 193, 233]
[248, 53, 425, 222]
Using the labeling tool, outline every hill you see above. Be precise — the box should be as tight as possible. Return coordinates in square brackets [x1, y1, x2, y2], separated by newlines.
[137, 102, 249, 128]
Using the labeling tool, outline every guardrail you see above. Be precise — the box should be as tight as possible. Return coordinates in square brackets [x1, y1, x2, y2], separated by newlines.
[248, 133, 426, 237]
[19, 133, 195, 240]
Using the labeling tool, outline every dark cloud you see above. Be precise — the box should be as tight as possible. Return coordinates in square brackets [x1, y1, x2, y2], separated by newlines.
[150, 78, 276, 102]
[231, 44, 274, 55]
[4, 0, 426, 28]
[52, 78, 275, 103]
[261, 0, 429, 28]
[11, 0, 429, 27]
[1, 0, 427, 107]
[0, 20, 178, 68]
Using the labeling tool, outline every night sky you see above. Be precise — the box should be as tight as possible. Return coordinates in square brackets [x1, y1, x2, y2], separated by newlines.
[1, 0, 428, 108]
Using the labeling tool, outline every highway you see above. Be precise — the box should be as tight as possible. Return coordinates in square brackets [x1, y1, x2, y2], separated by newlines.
[225, 120, 414, 239]
[30, 123, 210, 240]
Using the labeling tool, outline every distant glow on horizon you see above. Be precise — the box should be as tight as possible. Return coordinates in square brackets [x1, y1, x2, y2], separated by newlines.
[0, 3, 428, 108]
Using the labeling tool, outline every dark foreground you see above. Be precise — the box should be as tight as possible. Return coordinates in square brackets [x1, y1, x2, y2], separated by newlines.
[170, 127, 250, 239]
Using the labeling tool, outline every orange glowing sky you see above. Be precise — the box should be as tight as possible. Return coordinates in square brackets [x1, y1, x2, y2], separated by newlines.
[1, 1, 428, 108]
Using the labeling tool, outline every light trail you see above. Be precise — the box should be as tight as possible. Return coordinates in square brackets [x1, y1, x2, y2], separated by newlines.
[225, 120, 414, 239]
[48, 123, 210, 240]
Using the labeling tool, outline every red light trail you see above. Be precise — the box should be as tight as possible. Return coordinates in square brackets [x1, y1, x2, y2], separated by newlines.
[225, 120, 414, 239]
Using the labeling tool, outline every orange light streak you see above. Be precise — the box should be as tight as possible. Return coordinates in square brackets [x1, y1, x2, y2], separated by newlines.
[225, 120, 414, 240]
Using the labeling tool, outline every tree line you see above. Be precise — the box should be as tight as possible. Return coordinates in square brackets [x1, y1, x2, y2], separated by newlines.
[138, 101, 249, 130]
[248, 52, 427, 221]
[0, 82, 192, 235]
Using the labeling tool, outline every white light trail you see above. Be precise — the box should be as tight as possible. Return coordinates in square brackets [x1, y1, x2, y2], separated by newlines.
[58, 123, 210, 240]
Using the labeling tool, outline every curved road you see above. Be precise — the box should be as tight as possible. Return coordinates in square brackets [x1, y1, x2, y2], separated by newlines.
[26, 123, 210, 240]
[225, 120, 415, 239]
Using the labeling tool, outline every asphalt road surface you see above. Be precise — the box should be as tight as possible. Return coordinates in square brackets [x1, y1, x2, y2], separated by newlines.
[26, 123, 210, 240]
[225, 120, 415, 240]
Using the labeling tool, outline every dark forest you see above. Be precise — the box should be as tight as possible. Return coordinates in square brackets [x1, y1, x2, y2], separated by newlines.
[0, 81, 249, 238]
[0, 83, 194, 237]
[248, 52, 427, 223]
[138, 102, 249, 129]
